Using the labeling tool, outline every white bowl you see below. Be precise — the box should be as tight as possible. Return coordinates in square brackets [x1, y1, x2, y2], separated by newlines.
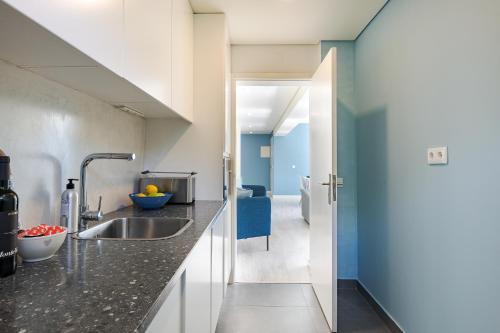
[17, 228, 68, 262]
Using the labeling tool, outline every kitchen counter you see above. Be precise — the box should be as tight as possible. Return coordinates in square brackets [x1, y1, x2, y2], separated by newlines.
[0, 200, 226, 333]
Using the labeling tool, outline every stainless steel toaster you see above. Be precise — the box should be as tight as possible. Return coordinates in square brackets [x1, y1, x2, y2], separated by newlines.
[139, 171, 196, 204]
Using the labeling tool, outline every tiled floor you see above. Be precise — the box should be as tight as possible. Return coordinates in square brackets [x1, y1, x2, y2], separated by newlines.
[215, 283, 391, 333]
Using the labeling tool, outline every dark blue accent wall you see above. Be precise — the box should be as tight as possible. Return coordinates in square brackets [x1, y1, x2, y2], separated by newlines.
[271, 124, 310, 195]
[240, 134, 271, 190]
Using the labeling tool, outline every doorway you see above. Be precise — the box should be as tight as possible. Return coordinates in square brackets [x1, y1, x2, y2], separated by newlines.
[228, 55, 339, 330]
[234, 79, 311, 283]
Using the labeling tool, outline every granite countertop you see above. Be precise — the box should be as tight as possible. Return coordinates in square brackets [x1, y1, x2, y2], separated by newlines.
[0, 200, 225, 333]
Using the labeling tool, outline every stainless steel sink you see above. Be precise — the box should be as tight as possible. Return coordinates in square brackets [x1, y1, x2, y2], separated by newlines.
[75, 217, 193, 240]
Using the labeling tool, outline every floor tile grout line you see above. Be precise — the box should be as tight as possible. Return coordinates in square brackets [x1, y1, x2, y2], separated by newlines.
[232, 282, 311, 285]
[225, 304, 317, 309]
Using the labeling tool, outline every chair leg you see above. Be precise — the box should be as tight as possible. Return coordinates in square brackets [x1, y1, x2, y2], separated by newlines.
[266, 236, 269, 251]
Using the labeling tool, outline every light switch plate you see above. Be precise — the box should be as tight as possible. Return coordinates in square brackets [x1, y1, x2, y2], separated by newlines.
[427, 147, 448, 165]
[260, 146, 271, 158]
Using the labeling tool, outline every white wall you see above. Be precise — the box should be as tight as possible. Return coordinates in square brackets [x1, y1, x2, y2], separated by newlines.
[231, 44, 321, 77]
[0, 59, 145, 228]
[144, 14, 229, 200]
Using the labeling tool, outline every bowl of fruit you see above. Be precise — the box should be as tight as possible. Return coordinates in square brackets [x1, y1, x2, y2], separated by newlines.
[130, 184, 173, 210]
[17, 224, 67, 262]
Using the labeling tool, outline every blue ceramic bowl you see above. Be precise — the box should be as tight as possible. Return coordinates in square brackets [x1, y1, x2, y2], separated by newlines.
[129, 193, 173, 210]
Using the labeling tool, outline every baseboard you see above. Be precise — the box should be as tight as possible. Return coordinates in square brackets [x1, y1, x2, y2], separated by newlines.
[355, 281, 404, 333]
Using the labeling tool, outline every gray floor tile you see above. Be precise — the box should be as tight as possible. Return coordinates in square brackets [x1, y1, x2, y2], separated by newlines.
[338, 289, 372, 309]
[216, 305, 317, 333]
[225, 283, 309, 307]
[307, 305, 332, 333]
[216, 283, 392, 333]
[301, 284, 322, 308]
[338, 317, 391, 333]
[337, 289, 391, 333]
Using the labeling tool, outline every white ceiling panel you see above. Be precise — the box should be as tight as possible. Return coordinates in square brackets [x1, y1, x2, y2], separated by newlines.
[237, 83, 301, 134]
[190, 0, 387, 43]
[274, 89, 309, 136]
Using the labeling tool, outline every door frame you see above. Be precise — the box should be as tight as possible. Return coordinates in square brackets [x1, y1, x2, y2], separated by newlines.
[229, 73, 313, 283]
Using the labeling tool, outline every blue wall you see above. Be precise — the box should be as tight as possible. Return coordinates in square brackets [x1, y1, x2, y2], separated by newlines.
[355, 1, 500, 332]
[321, 41, 358, 279]
[272, 124, 310, 195]
[240, 134, 271, 190]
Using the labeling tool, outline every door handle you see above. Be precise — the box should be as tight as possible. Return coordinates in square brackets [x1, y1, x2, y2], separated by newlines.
[332, 174, 337, 203]
[321, 174, 332, 205]
[320, 174, 337, 205]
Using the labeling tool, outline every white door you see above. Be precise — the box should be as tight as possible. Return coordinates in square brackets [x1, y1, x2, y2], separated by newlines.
[309, 48, 338, 332]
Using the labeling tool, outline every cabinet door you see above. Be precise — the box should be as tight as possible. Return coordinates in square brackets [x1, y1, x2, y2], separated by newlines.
[172, 0, 194, 121]
[124, 0, 173, 106]
[211, 214, 225, 333]
[3, 0, 124, 75]
[223, 203, 232, 290]
[146, 277, 183, 333]
[185, 230, 211, 333]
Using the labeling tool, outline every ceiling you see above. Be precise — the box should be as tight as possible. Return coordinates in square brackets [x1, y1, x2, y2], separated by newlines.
[274, 89, 309, 136]
[189, 0, 388, 44]
[237, 81, 309, 135]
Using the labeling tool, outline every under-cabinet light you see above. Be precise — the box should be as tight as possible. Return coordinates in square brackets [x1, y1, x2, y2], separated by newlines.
[114, 105, 145, 118]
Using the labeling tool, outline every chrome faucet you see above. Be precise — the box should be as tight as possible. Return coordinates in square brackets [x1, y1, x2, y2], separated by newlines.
[78, 153, 136, 231]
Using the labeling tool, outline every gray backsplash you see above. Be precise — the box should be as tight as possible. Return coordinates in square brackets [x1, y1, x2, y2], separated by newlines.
[0, 59, 146, 228]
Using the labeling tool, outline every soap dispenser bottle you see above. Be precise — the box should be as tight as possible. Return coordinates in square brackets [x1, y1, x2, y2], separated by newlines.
[60, 179, 79, 233]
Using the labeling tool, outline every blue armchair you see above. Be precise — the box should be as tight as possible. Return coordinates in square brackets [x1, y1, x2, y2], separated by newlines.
[237, 185, 271, 250]
[242, 185, 267, 197]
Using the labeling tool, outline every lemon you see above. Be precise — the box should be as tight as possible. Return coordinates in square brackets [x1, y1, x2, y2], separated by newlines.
[147, 192, 165, 197]
[136, 193, 146, 197]
[145, 184, 158, 195]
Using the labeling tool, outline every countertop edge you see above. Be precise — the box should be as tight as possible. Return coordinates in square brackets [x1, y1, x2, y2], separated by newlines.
[134, 200, 228, 333]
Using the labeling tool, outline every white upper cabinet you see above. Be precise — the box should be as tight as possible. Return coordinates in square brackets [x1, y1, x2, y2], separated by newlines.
[3, 0, 124, 75]
[172, 0, 194, 121]
[2, 0, 194, 119]
[124, 0, 173, 108]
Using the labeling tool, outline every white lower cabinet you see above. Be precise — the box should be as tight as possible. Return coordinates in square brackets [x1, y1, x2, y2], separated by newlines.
[223, 201, 232, 291]
[147, 204, 231, 333]
[185, 230, 212, 333]
[211, 212, 225, 333]
[146, 276, 183, 333]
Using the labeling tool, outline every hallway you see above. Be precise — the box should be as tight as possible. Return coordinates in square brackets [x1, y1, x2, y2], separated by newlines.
[236, 195, 310, 283]
[216, 283, 392, 333]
